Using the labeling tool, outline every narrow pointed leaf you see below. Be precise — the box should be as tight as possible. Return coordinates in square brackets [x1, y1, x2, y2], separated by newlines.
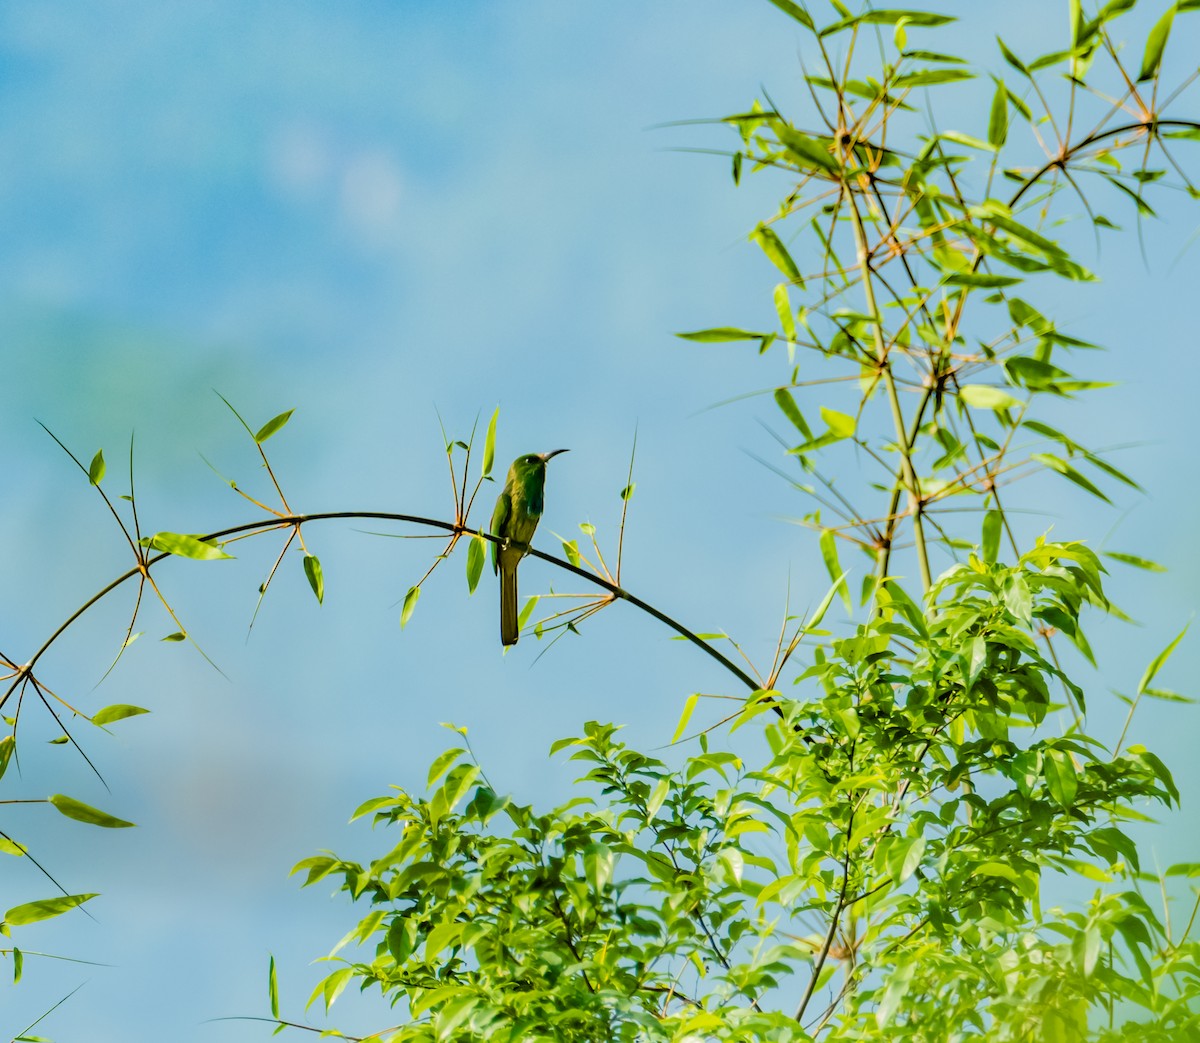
[959, 384, 1021, 411]
[5, 894, 97, 926]
[269, 955, 280, 1020]
[148, 532, 234, 561]
[676, 327, 766, 343]
[466, 535, 485, 594]
[982, 509, 1002, 564]
[482, 408, 499, 478]
[1139, 6, 1174, 80]
[88, 450, 106, 486]
[774, 388, 812, 439]
[49, 795, 135, 828]
[988, 80, 1008, 146]
[254, 409, 295, 444]
[1137, 625, 1188, 695]
[671, 693, 700, 744]
[303, 554, 324, 604]
[752, 224, 804, 283]
[400, 586, 420, 629]
[819, 530, 852, 612]
[765, 0, 814, 28]
[92, 704, 150, 726]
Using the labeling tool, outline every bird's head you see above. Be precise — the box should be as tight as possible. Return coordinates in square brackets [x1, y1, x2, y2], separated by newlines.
[513, 448, 568, 475]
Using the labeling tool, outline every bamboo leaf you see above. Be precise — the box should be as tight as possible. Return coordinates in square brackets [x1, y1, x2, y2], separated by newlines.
[1139, 6, 1174, 81]
[820, 406, 856, 439]
[482, 407, 499, 478]
[304, 554, 324, 604]
[92, 704, 150, 726]
[774, 283, 796, 340]
[147, 532, 234, 561]
[959, 384, 1021, 411]
[819, 529, 852, 612]
[671, 693, 700, 744]
[774, 388, 812, 439]
[676, 327, 767, 343]
[254, 409, 295, 444]
[764, 0, 814, 29]
[1103, 551, 1166, 572]
[49, 794, 135, 829]
[466, 535, 485, 594]
[1137, 625, 1188, 695]
[400, 586, 420, 629]
[4, 894, 97, 927]
[988, 79, 1008, 147]
[88, 449, 106, 486]
[982, 510, 1002, 564]
[752, 224, 804, 284]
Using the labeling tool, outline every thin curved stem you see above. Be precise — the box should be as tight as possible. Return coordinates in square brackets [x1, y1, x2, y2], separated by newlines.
[1, 511, 762, 716]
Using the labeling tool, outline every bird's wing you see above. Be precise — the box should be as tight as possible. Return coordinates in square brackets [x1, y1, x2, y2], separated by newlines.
[490, 491, 511, 574]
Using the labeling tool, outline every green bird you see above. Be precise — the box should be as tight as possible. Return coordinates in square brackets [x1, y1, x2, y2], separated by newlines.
[490, 449, 568, 646]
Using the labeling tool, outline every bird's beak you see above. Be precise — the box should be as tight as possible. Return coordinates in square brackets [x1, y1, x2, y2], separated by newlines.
[541, 448, 569, 462]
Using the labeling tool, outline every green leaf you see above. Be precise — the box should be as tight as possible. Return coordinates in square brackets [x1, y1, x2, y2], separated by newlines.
[148, 532, 234, 561]
[1139, 6, 1174, 80]
[161, 631, 186, 642]
[774, 283, 796, 340]
[584, 842, 616, 892]
[92, 704, 150, 726]
[820, 406, 856, 439]
[1104, 551, 1166, 572]
[1044, 749, 1078, 806]
[887, 836, 926, 883]
[268, 955, 280, 1020]
[88, 449, 106, 486]
[997, 37, 1029, 75]
[1137, 625, 1188, 695]
[764, 0, 814, 29]
[466, 535, 485, 594]
[982, 510, 1002, 564]
[988, 79, 1008, 147]
[0, 735, 13, 782]
[49, 794, 135, 829]
[400, 586, 420, 629]
[676, 327, 767, 343]
[774, 388, 812, 439]
[752, 223, 804, 283]
[671, 693, 700, 744]
[819, 529, 852, 612]
[303, 554, 324, 604]
[427, 746, 466, 787]
[561, 539, 582, 568]
[620, 483, 636, 501]
[254, 409, 295, 444]
[775, 124, 840, 172]
[940, 129, 996, 152]
[944, 271, 1021, 288]
[1032, 453, 1111, 502]
[4, 894, 97, 927]
[959, 384, 1021, 411]
[482, 407, 498, 478]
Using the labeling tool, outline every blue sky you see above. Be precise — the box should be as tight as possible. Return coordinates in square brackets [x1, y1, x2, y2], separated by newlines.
[2, 3, 1197, 1040]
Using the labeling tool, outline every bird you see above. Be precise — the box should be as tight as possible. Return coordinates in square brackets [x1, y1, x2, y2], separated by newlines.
[490, 449, 568, 646]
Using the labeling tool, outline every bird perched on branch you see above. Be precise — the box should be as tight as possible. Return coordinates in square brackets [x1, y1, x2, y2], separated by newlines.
[490, 449, 568, 646]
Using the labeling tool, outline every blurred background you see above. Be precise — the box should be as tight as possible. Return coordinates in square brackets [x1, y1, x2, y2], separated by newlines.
[0, 2, 1196, 1039]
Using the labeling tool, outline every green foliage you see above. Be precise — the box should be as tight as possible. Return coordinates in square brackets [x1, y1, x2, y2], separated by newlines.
[280, 1, 1198, 1039]
[1, 1, 1196, 1039]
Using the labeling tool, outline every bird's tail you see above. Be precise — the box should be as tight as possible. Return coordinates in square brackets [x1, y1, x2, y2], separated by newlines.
[500, 561, 519, 646]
